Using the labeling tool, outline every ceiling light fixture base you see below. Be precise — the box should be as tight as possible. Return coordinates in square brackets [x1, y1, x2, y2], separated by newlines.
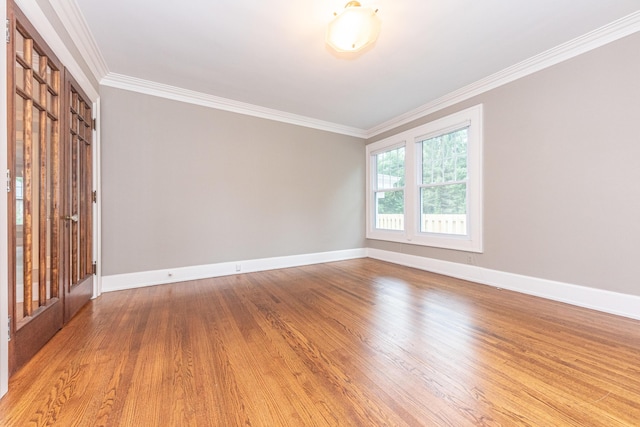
[326, 1, 381, 53]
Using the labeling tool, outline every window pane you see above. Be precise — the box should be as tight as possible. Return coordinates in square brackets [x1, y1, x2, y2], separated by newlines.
[376, 146, 404, 189]
[456, 155, 468, 181]
[375, 190, 404, 230]
[32, 76, 42, 104]
[46, 65, 53, 86]
[47, 90, 53, 112]
[421, 128, 468, 184]
[15, 95, 25, 322]
[46, 116, 54, 300]
[16, 61, 25, 91]
[32, 49, 41, 76]
[15, 29, 25, 59]
[420, 184, 467, 235]
[422, 142, 439, 184]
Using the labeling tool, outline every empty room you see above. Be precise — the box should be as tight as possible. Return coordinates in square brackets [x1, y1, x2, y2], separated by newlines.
[1, 0, 640, 425]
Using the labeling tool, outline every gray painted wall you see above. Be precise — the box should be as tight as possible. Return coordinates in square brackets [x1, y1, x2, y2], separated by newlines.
[100, 87, 366, 275]
[101, 31, 639, 298]
[367, 33, 640, 296]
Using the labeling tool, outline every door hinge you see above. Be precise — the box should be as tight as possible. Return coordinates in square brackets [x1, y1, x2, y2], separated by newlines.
[92, 262, 97, 275]
[6, 169, 11, 193]
[92, 118, 97, 130]
[5, 19, 9, 44]
[8, 317, 11, 341]
[92, 190, 97, 203]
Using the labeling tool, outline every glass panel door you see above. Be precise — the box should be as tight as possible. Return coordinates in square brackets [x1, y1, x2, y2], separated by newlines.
[8, 9, 63, 375]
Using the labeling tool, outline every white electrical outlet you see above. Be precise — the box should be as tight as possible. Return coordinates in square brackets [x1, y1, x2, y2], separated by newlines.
[235, 264, 241, 272]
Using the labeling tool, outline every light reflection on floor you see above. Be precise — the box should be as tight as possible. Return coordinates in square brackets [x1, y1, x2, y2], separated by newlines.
[372, 277, 473, 348]
[369, 276, 477, 391]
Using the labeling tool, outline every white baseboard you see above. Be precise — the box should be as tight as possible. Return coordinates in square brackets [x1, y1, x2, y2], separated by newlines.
[102, 246, 640, 321]
[367, 248, 640, 321]
[101, 248, 368, 293]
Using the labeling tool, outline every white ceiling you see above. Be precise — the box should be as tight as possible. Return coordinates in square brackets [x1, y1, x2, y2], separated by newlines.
[73, 0, 640, 133]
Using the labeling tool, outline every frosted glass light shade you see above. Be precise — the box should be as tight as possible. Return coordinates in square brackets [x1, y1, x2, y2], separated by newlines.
[327, 1, 381, 53]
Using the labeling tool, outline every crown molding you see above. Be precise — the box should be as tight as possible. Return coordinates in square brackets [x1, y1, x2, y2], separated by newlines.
[49, 0, 109, 81]
[13, 0, 99, 100]
[365, 10, 640, 139]
[100, 73, 368, 138]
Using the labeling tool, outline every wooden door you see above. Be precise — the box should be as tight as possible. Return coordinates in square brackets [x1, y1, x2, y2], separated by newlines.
[61, 73, 94, 322]
[7, 7, 64, 375]
[7, 3, 95, 375]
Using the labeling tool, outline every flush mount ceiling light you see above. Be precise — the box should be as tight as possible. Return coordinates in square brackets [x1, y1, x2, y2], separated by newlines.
[326, 1, 381, 53]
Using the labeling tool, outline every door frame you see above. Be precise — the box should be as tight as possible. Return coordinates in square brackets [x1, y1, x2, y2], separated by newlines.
[1, 0, 11, 398]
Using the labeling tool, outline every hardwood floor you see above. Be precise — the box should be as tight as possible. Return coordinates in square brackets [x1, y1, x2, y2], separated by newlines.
[0, 258, 639, 426]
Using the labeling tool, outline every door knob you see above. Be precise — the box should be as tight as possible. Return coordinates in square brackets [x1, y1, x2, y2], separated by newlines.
[63, 214, 79, 222]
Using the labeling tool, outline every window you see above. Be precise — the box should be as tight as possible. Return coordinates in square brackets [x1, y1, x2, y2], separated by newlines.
[373, 145, 405, 231]
[366, 105, 483, 252]
[418, 127, 468, 236]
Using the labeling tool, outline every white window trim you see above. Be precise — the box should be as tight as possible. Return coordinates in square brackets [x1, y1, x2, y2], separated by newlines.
[367, 139, 407, 240]
[366, 104, 483, 253]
